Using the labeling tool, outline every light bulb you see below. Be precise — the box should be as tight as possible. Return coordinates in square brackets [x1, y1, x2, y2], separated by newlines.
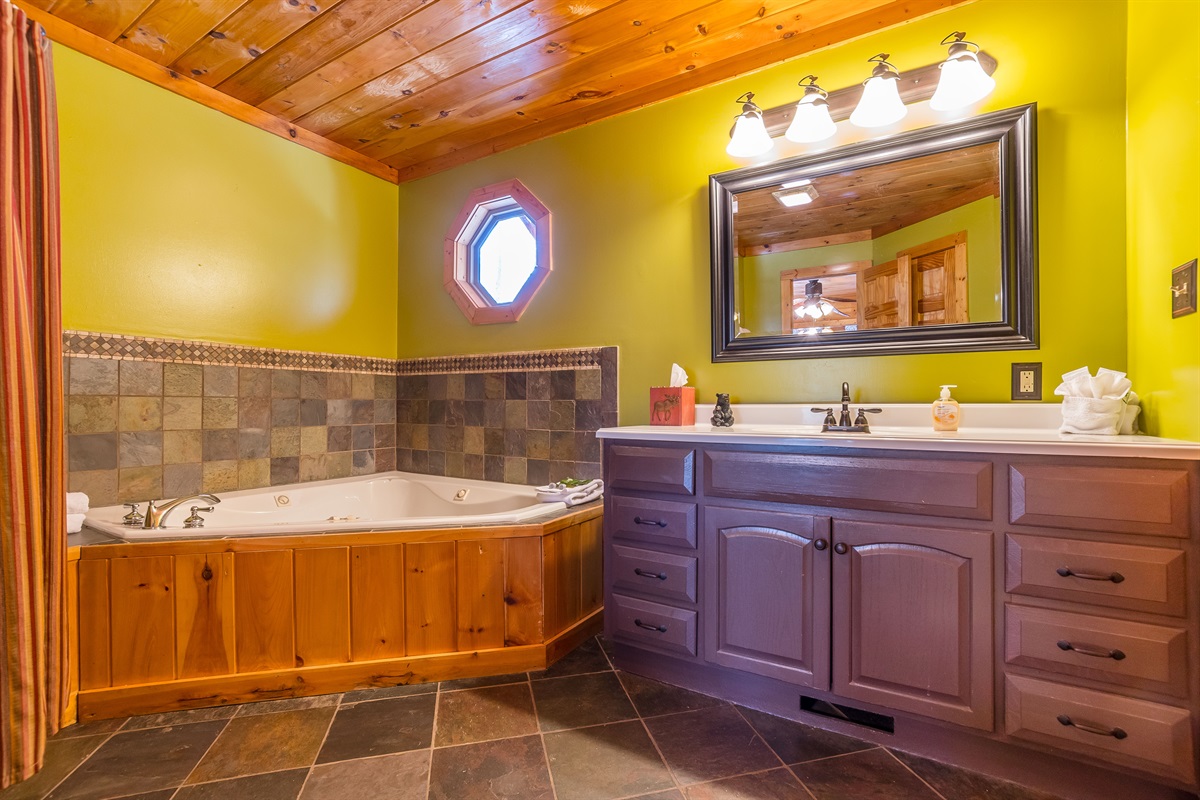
[726, 113, 773, 157]
[785, 77, 838, 144]
[930, 52, 995, 110]
[850, 74, 907, 128]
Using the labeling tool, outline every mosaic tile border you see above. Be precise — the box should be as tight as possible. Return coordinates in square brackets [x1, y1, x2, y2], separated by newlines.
[64, 331, 615, 377]
[64, 330, 400, 375]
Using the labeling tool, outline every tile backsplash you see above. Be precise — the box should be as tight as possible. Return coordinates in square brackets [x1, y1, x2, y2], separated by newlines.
[63, 332, 617, 506]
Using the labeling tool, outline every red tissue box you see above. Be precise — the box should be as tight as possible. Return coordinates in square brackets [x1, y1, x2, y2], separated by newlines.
[649, 387, 695, 426]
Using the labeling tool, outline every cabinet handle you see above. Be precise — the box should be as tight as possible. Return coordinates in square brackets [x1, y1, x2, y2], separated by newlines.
[634, 568, 668, 581]
[1056, 640, 1127, 661]
[634, 619, 668, 633]
[814, 539, 828, 551]
[1056, 567, 1125, 584]
[633, 516, 667, 528]
[833, 542, 848, 555]
[1056, 714, 1127, 740]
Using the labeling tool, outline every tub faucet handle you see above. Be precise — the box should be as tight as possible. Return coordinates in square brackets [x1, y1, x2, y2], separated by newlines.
[122, 503, 144, 527]
[183, 506, 214, 529]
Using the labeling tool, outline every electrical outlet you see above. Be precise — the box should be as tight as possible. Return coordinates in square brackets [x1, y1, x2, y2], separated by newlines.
[1012, 362, 1041, 401]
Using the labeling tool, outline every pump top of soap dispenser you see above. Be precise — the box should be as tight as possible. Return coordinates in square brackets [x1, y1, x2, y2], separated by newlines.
[939, 384, 957, 400]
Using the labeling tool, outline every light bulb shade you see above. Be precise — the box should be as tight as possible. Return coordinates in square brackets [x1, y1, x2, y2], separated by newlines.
[929, 54, 996, 110]
[849, 75, 908, 128]
[726, 111, 773, 157]
[784, 98, 838, 143]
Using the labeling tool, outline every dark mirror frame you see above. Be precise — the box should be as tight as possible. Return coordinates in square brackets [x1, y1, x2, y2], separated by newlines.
[710, 103, 1038, 362]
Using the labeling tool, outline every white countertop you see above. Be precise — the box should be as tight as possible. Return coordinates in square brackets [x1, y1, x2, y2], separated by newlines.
[596, 404, 1200, 459]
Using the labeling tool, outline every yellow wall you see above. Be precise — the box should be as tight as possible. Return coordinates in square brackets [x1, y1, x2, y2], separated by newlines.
[55, 47, 400, 358]
[1126, 0, 1200, 440]
[395, 0, 1130, 423]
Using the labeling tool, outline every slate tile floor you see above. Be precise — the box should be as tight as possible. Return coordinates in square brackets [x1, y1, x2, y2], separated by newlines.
[1, 637, 1065, 800]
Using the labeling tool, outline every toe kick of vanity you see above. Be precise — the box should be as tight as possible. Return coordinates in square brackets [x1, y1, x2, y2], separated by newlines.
[598, 431, 1200, 800]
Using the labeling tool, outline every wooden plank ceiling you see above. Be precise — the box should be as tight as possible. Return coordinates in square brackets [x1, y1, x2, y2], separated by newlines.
[21, 0, 968, 183]
[734, 143, 1000, 256]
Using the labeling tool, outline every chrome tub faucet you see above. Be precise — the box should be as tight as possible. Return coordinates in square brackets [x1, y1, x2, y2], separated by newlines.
[144, 493, 221, 529]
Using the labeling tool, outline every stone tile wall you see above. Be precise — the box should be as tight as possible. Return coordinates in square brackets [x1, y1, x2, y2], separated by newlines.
[66, 357, 396, 507]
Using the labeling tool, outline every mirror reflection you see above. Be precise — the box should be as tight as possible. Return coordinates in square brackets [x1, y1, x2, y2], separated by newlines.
[733, 143, 1001, 338]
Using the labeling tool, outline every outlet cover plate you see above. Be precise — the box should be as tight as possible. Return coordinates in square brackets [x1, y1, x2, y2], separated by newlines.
[1172, 259, 1197, 318]
[1012, 362, 1042, 401]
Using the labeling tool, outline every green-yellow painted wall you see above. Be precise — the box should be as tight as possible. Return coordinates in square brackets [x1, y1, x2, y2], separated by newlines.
[395, 0, 1130, 423]
[1126, 0, 1200, 440]
[55, 47, 400, 358]
[739, 196, 1001, 334]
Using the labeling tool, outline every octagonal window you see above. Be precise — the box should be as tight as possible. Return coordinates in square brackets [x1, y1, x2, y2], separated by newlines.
[445, 180, 551, 325]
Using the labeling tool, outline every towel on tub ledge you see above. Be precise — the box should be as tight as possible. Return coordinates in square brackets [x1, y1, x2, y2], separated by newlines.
[67, 513, 86, 534]
[536, 479, 604, 507]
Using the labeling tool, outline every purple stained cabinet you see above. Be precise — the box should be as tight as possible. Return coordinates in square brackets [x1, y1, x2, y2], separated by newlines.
[830, 519, 994, 731]
[704, 507, 831, 689]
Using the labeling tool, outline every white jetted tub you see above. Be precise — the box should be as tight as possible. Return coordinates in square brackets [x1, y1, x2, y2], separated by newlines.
[84, 471, 567, 541]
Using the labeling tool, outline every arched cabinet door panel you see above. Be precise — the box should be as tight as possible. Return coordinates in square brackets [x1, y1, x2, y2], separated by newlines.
[831, 519, 994, 731]
[704, 507, 831, 688]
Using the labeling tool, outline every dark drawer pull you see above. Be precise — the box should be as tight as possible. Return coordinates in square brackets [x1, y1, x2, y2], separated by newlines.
[633, 516, 668, 528]
[633, 568, 668, 581]
[1056, 640, 1127, 661]
[1056, 714, 1127, 740]
[1056, 566, 1125, 584]
[634, 618, 668, 633]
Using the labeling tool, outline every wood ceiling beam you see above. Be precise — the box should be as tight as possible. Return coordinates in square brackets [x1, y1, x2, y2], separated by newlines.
[17, 1, 399, 184]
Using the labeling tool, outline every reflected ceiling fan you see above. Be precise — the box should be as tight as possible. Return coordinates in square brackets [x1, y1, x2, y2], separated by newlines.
[794, 279, 851, 320]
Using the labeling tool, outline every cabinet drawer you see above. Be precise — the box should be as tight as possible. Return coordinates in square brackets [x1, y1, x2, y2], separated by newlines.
[606, 445, 695, 495]
[705, 451, 991, 520]
[610, 594, 697, 657]
[611, 545, 697, 604]
[1010, 464, 1190, 538]
[1005, 605, 1189, 696]
[610, 495, 697, 550]
[1005, 535, 1186, 616]
[1005, 674, 1195, 784]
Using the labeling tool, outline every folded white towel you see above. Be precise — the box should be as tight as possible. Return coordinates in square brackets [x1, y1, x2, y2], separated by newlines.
[1060, 396, 1124, 435]
[66, 492, 89, 515]
[536, 479, 603, 504]
[66, 513, 85, 534]
[563, 483, 604, 507]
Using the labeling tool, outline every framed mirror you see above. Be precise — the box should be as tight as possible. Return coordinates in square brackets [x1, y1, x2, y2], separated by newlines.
[710, 104, 1037, 361]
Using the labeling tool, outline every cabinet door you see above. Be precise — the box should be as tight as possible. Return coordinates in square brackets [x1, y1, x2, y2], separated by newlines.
[831, 520, 993, 730]
[704, 507, 830, 688]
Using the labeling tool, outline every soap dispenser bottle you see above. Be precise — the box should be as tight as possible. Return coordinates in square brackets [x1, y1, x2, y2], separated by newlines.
[932, 385, 960, 431]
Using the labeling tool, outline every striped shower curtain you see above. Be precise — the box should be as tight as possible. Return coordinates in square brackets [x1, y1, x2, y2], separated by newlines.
[0, 0, 65, 788]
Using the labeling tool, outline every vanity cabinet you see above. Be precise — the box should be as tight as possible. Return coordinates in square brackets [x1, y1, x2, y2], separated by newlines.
[601, 436, 1200, 800]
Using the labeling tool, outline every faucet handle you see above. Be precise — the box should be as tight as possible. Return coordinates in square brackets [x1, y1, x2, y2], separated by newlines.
[122, 503, 144, 526]
[183, 506, 215, 529]
[811, 407, 837, 429]
[853, 408, 883, 427]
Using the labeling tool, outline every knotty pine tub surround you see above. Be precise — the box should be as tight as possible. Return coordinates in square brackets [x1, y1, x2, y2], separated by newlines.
[63, 332, 618, 505]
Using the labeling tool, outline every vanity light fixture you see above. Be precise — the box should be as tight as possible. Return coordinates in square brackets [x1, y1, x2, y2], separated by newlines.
[849, 54, 907, 128]
[772, 179, 819, 207]
[929, 32, 996, 111]
[725, 92, 774, 158]
[784, 75, 838, 144]
[794, 279, 849, 320]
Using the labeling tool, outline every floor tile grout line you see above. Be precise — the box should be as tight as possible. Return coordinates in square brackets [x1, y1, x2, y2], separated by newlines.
[728, 704, 789, 772]
[611, 664, 686, 797]
[881, 746, 951, 800]
[298, 694, 369, 797]
[38, 728, 119, 800]
[174, 715, 234, 794]
[783, 765, 821, 800]
[424, 683, 443, 800]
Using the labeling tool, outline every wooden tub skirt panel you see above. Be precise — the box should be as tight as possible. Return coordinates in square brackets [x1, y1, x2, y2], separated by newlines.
[72, 507, 602, 721]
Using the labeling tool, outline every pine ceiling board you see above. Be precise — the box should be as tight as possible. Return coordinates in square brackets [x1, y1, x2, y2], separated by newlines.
[171, 0, 347, 87]
[118, 0, 250, 66]
[367, 0, 824, 166]
[258, 0, 529, 121]
[299, 0, 632, 140]
[217, 0, 428, 107]
[387, 0, 961, 180]
[48, 0, 157, 41]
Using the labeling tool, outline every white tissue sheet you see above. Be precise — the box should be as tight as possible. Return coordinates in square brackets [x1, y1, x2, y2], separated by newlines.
[66, 492, 89, 515]
[1055, 367, 1138, 435]
[669, 363, 689, 388]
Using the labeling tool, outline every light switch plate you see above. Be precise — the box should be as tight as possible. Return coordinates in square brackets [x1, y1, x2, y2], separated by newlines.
[1172, 259, 1197, 318]
[1011, 362, 1042, 401]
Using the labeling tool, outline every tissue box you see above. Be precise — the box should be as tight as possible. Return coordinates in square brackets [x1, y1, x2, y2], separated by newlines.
[649, 387, 695, 426]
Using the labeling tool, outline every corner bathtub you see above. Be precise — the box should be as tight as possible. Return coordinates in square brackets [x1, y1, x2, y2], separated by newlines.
[70, 471, 602, 723]
[84, 471, 567, 540]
